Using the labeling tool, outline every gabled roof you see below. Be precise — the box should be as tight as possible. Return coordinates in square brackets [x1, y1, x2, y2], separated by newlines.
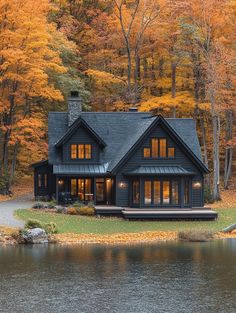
[110, 115, 209, 174]
[55, 116, 106, 148]
[48, 112, 208, 174]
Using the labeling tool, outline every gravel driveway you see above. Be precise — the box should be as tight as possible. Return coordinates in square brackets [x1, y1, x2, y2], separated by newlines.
[0, 193, 34, 228]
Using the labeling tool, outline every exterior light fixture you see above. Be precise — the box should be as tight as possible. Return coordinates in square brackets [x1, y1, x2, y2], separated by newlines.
[193, 181, 201, 189]
[119, 181, 127, 189]
[58, 179, 64, 185]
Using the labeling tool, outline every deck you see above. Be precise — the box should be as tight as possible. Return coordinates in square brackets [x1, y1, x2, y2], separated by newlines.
[95, 206, 218, 220]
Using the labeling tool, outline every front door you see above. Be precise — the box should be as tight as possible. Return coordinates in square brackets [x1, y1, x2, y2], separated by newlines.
[96, 178, 105, 204]
[95, 178, 113, 205]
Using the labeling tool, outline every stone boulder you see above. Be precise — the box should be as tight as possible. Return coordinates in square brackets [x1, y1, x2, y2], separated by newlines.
[22, 228, 48, 244]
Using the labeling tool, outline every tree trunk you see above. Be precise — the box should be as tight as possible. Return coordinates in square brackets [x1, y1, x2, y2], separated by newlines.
[171, 61, 177, 117]
[224, 109, 233, 189]
[212, 113, 221, 200]
[9, 140, 19, 186]
[134, 52, 140, 104]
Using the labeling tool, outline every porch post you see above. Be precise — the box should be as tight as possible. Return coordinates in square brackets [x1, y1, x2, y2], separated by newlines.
[180, 177, 184, 208]
[93, 177, 96, 205]
[139, 176, 142, 208]
[56, 175, 59, 203]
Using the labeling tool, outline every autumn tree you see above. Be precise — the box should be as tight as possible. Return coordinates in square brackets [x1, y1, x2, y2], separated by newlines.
[0, 0, 76, 193]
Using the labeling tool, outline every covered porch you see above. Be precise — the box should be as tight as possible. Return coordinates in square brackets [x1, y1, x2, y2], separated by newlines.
[53, 164, 115, 205]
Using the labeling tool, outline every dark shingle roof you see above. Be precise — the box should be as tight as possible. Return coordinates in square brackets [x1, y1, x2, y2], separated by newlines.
[48, 112, 204, 171]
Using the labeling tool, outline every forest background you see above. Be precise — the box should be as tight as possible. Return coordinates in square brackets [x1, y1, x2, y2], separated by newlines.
[0, 0, 235, 201]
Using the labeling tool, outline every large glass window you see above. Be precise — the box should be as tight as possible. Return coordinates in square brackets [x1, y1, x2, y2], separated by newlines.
[153, 181, 161, 205]
[70, 178, 92, 201]
[184, 179, 190, 206]
[159, 139, 167, 158]
[143, 179, 179, 206]
[132, 180, 140, 205]
[71, 178, 77, 196]
[172, 181, 179, 205]
[144, 181, 152, 204]
[78, 145, 85, 159]
[163, 181, 170, 204]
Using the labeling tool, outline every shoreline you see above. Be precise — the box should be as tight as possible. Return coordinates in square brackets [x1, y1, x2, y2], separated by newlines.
[1, 228, 236, 246]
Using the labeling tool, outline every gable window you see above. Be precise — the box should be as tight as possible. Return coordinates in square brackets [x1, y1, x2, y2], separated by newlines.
[78, 144, 85, 159]
[143, 138, 174, 159]
[143, 147, 151, 158]
[70, 144, 92, 159]
[71, 144, 77, 159]
[168, 147, 175, 158]
[159, 139, 167, 158]
[151, 138, 158, 157]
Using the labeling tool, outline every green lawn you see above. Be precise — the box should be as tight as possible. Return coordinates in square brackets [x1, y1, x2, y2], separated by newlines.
[15, 208, 236, 234]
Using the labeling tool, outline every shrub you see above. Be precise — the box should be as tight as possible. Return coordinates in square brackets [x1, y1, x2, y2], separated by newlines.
[56, 206, 65, 214]
[48, 199, 57, 209]
[44, 222, 58, 234]
[204, 185, 214, 204]
[67, 207, 78, 215]
[77, 206, 95, 216]
[25, 219, 44, 229]
[32, 202, 44, 209]
[73, 201, 84, 208]
[87, 201, 95, 209]
[178, 230, 214, 242]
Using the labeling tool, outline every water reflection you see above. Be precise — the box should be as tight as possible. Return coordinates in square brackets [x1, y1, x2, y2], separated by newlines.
[0, 240, 235, 313]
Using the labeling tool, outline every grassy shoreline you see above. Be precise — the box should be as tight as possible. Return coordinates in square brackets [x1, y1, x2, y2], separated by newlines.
[15, 207, 236, 234]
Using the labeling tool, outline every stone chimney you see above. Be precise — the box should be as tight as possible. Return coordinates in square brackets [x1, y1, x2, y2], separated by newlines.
[68, 91, 82, 126]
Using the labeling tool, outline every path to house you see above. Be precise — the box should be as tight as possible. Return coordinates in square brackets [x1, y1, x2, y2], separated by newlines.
[0, 193, 34, 228]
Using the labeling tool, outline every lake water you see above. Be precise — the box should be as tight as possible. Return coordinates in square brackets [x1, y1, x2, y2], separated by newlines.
[0, 240, 236, 313]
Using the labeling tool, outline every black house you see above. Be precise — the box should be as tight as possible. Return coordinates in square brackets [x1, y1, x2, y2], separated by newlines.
[32, 92, 217, 219]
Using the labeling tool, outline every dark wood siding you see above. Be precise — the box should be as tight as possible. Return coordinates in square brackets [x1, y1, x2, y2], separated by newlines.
[115, 124, 204, 207]
[34, 164, 55, 199]
[62, 125, 100, 163]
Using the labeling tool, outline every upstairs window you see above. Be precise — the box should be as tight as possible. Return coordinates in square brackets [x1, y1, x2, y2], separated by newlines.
[143, 138, 175, 159]
[70, 144, 92, 159]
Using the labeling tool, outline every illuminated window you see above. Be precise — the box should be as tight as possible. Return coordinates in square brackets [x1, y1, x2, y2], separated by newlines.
[143, 147, 151, 158]
[163, 181, 170, 204]
[84, 179, 92, 201]
[44, 174, 48, 188]
[159, 139, 167, 158]
[38, 174, 41, 188]
[78, 144, 85, 159]
[152, 138, 158, 158]
[153, 181, 161, 205]
[132, 180, 140, 205]
[71, 144, 77, 159]
[71, 179, 77, 196]
[168, 147, 175, 158]
[171, 181, 179, 205]
[144, 181, 152, 204]
[85, 144, 92, 159]
[184, 179, 190, 205]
